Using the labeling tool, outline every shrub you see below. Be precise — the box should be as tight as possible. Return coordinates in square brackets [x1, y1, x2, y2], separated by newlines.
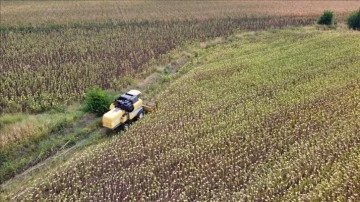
[347, 9, 360, 30]
[83, 88, 112, 116]
[317, 10, 334, 25]
[0, 152, 7, 166]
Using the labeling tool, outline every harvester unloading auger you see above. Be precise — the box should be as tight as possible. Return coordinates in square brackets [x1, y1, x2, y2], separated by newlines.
[102, 90, 156, 130]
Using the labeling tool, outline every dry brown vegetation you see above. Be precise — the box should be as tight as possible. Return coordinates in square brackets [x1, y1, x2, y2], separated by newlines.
[1, 1, 358, 113]
[11, 28, 360, 201]
[1, 1, 360, 201]
[1, 1, 358, 24]
[6, 1, 354, 113]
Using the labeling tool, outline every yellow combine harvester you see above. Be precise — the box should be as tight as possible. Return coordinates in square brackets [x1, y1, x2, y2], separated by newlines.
[102, 90, 156, 130]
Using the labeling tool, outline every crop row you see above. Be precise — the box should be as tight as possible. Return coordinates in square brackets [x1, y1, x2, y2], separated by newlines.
[11, 29, 360, 201]
[0, 16, 314, 113]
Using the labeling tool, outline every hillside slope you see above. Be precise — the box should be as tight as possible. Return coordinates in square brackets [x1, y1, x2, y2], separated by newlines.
[11, 28, 360, 201]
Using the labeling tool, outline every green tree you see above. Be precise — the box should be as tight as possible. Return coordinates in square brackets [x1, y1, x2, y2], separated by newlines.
[317, 10, 334, 25]
[83, 88, 112, 116]
[347, 9, 360, 30]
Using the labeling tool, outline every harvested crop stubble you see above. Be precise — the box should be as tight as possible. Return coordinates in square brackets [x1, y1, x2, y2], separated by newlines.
[1, 1, 357, 24]
[12, 29, 360, 201]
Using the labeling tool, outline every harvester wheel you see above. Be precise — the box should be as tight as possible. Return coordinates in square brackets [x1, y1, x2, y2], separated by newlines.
[123, 124, 129, 131]
[138, 111, 144, 119]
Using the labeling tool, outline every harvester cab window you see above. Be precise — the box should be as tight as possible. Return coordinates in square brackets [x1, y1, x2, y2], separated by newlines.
[131, 96, 139, 103]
